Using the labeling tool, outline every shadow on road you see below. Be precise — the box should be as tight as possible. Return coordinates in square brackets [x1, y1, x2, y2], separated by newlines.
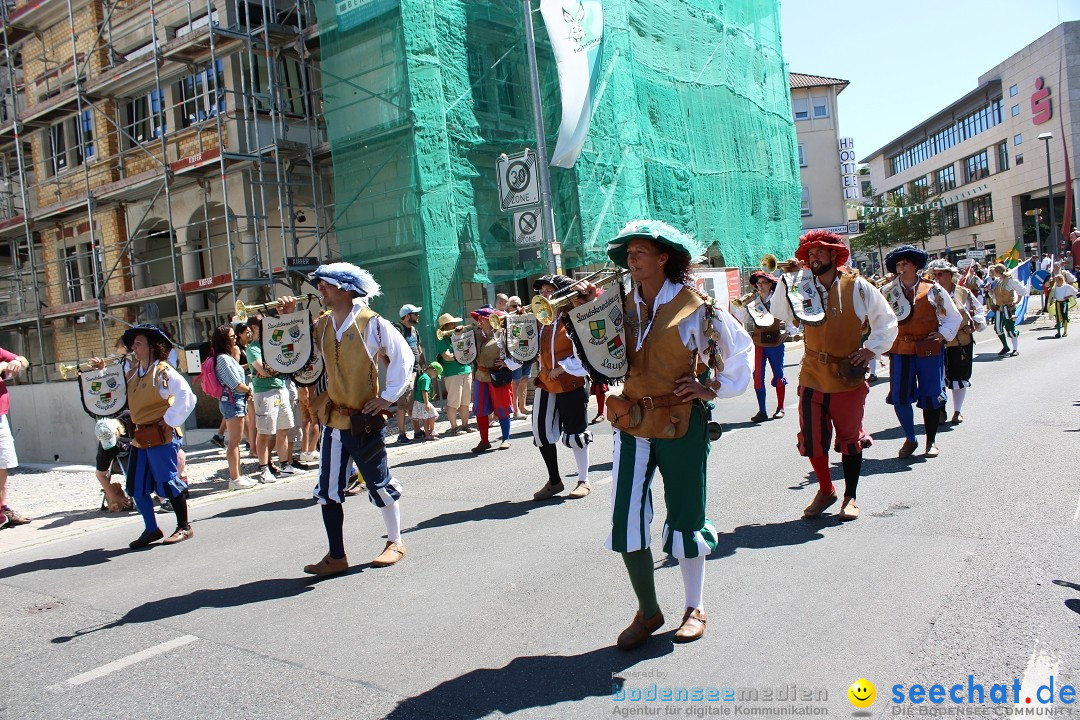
[402, 498, 566, 534]
[709, 518, 828, 561]
[205, 496, 317, 520]
[0, 547, 128, 580]
[383, 642, 673, 720]
[33, 507, 137, 532]
[52, 577, 321, 643]
[859, 457, 923, 475]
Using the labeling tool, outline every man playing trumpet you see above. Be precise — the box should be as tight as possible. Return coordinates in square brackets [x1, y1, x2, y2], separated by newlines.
[769, 231, 898, 521]
[731, 268, 790, 423]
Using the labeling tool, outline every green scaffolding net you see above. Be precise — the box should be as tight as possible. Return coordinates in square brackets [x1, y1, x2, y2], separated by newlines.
[313, 0, 800, 339]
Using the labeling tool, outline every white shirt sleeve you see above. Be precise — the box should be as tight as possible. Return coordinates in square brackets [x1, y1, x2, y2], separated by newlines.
[854, 276, 899, 358]
[558, 352, 588, 378]
[931, 283, 963, 342]
[968, 292, 987, 331]
[681, 305, 753, 399]
[369, 316, 415, 403]
[158, 364, 196, 428]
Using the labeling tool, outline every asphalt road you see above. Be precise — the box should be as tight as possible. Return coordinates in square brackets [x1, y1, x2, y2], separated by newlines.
[2, 318, 1078, 720]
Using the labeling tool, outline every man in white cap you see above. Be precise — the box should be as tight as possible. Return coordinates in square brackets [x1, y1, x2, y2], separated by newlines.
[280, 263, 414, 575]
[394, 303, 424, 444]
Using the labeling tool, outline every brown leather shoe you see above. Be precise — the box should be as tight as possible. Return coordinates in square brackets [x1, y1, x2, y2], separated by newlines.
[303, 553, 349, 576]
[567, 482, 591, 499]
[802, 490, 837, 518]
[163, 525, 194, 544]
[616, 610, 665, 650]
[897, 439, 918, 458]
[923, 443, 940, 458]
[372, 541, 406, 567]
[533, 480, 564, 500]
[837, 497, 860, 521]
[673, 607, 706, 643]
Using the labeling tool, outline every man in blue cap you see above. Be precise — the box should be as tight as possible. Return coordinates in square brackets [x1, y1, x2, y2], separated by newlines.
[394, 302, 424, 443]
[883, 245, 961, 459]
[280, 262, 415, 575]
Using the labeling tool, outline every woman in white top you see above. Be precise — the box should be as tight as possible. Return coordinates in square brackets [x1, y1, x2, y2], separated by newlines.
[1050, 274, 1079, 338]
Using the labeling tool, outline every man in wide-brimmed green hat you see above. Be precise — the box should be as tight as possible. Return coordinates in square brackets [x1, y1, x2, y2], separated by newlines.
[581, 219, 753, 649]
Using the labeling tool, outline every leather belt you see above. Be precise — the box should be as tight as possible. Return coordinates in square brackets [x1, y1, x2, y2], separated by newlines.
[899, 333, 930, 343]
[636, 393, 689, 410]
[329, 400, 364, 416]
[804, 346, 850, 364]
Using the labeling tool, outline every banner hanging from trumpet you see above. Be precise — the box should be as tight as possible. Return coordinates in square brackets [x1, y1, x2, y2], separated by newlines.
[263, 309, 313, 374]
[79, 363, 127, 418]
[781, 268, 827, 327]
[566, 292, 627, 381]
[504, 314, 539, 363]
[292, 343, 324, 387]
[876, 277, 912, 322]
[451, 327, 477, 365]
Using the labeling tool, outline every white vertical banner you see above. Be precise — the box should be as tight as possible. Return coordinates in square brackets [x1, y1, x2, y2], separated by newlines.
[539, 0, 605, 168]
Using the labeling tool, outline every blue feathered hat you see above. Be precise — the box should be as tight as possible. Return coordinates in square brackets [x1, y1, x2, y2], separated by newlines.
[309, 262, 380, 298]
[607, 220, 707, 270]
[885, 245, 928, 274]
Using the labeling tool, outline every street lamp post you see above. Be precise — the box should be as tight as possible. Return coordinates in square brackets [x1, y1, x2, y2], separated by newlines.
[1037, 132, 1057, 257]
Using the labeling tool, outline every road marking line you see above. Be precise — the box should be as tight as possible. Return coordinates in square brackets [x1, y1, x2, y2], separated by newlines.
[60, 635, 200, 687]
[1015, 639, 1060, 707]
[1073, 489, 1080, 523]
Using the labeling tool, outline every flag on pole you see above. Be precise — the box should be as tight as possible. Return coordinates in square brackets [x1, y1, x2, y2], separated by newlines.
[540, 0, 605, 168]
[994, 239, 1031, 324]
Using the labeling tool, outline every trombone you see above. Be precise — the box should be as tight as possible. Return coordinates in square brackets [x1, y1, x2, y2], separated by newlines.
[235, 293, 319, 322]
[530, 267, 630, 325]
[59, 353, 126, 379]
[436, 324, 475, 340]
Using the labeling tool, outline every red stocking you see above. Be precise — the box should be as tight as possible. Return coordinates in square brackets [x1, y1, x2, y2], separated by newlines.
[477, 415, 490, 443]
[809, 455, 834, 495]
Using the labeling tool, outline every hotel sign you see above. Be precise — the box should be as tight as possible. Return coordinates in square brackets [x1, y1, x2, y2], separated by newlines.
[839, 138, 861, 200]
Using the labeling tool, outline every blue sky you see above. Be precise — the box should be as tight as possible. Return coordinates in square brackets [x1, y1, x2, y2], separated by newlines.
[779, 0, 1080, 160]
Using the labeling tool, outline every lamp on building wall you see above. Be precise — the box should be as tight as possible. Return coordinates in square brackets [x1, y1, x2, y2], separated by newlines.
[1037, 132, 1056, 257]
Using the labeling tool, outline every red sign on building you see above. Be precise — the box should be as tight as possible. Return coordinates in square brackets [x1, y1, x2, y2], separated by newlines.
[1031, 77, 1052, 125]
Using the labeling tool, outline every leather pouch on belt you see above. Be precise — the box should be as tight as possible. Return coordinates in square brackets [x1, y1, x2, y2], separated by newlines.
[638, 403, 692, 439]
[134, 420, 171, 448]
[350, 410, 387, 437]
[605, 393, 642, 432]
[914, 338, 944, 357]
[830, 359, 868, 388]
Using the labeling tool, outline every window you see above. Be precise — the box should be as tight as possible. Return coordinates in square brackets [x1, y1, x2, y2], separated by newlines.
[913, 177, 928, 190]
[887, 97, 1003, 175]
[1010, 104, 1020, 117]
[1016, 153, 1023, 165]
[891, 186, 905, 200]
[179, 59, 225, 127]
[466, 49, 491, 115]
[997, 141, 1009, 172]
[937, 165, 956, 192]
[64, 247, 82, 302]
[1014, 134, 1022, 145]
[124, 90, 164, 147]
[1009, 84, 1018, 97]
[242, 55, 313, 116]
[969, 194, 993, 225]
[812, 96, 828, 118]
[964, 150, 989, 183]
[793, 98, 809, 120]
[62, 243, 102, 303]
[801, 186, 811, 216]
[494, 57, 522, 120]
[940, 205, 959, 234]
[43, 111, 93, 177]
[797, 143, 806, 167]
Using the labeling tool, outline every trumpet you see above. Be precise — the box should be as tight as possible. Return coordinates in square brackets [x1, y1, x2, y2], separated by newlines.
[436, 324, 475, 340]
[59, 353, 126, 379]
[761, 253, 801, 274]
[530, 267, 630, 325]
[235, 294, 319, 322]
[872, 275, 895, 289]
[731, 291, 757, 309]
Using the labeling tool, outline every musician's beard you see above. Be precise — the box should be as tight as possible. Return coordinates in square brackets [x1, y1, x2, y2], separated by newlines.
[810, 261, 833, 277]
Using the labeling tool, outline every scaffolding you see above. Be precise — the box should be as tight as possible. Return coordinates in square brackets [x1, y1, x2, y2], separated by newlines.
[0, 0, 335, 382]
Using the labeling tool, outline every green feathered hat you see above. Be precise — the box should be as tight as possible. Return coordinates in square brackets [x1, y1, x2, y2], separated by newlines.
[607, 220, 707, 269]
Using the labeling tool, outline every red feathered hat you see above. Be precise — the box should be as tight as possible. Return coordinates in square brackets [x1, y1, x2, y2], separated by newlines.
[794, 229, 850, 268]
[749, 271, 778, 287]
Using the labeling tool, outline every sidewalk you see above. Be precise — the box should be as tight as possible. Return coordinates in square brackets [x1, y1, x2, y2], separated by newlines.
[0, 406, 551, 554]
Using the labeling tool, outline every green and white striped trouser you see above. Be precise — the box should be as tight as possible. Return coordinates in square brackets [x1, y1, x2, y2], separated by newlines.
[605, 403, 718, 559]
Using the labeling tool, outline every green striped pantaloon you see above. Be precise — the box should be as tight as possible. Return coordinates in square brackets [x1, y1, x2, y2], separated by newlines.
[606, 403, 718, 559]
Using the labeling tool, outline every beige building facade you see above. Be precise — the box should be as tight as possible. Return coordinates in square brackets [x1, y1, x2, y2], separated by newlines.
[862, 21, 1080, 264]
[791, 72, 858, 240]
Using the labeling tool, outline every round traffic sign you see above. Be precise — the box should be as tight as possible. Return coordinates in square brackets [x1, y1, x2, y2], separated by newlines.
[506, 160, 531, 193]
[518, 211, 538, 236]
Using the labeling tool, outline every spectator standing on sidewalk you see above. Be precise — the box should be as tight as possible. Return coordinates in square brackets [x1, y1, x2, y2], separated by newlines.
[211, 324, 257, 490]
[394, 303, 425, 444]
[0, 347, 31, 529]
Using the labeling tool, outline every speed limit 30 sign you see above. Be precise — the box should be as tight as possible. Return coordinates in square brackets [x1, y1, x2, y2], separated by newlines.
[497, 150, 541, 211]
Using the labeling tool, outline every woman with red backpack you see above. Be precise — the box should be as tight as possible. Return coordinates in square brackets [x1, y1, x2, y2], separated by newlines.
[209, 325, 257, 490]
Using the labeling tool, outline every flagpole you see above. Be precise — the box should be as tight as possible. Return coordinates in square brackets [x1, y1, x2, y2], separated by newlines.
[522, 0, 559, 275]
